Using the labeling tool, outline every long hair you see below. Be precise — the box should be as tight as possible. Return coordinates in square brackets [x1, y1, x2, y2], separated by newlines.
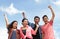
[8, 20, 18, 32]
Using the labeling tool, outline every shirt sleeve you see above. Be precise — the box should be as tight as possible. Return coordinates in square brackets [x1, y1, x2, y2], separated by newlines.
[20, 27, 24, 38]
[28, 21, 32, 26]
[28, 21, 34, 28]
[49, 20, 53, 26]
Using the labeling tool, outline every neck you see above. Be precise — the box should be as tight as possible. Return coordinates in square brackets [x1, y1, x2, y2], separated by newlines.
[23, 25, 27, 28]
[13, 28, 16, 29]
[45, 21, 48, 24]
[35, 23, 39, 25]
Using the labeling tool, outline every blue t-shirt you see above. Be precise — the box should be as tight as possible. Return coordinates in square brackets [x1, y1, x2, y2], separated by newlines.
[11, 31, 16, 39]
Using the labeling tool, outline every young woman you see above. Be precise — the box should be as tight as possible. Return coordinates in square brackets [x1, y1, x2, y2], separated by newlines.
[4, 14, 20, 39]
[20, 18, 39, 39]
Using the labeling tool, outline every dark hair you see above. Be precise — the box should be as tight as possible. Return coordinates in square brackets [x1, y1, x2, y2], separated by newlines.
[34, 16, 40, 20]
[42, 15, 48, 20]
[22, 18, 28, 22]
[8, 20, 18, 31]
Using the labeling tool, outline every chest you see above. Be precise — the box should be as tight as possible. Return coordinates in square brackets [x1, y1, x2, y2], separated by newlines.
[42, 23, 52, 32]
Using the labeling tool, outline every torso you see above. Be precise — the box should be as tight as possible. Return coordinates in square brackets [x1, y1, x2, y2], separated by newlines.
[8, 29, 20, 39]
[32, 24, 40, 39]
[41, 22, 55, 39]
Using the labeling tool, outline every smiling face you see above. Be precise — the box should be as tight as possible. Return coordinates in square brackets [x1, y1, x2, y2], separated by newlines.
[42, 15, 48, 24]
[34, 18, 40, 24]
[34, 16, 40, 24]
[13, 22, 18, 29]
[43, 17, 48, 24]
[22, 18, 28, 27]
[22, 20, 28, 26]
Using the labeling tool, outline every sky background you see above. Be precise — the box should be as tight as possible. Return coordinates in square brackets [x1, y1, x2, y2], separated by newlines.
[0, 0, 60, 39]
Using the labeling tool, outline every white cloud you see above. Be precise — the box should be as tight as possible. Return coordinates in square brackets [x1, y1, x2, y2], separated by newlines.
[53, 0, 60, 6]
[34, 0, 41, 3]
[0, 28, 8, 39]
[0, 3, 25, 15]
[54, 30, 60, 39]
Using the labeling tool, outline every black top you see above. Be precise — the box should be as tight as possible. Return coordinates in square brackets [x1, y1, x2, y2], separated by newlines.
[22, 29, 31, 39]
[32, 24, 40, 39]
[22, 29, 26, 35]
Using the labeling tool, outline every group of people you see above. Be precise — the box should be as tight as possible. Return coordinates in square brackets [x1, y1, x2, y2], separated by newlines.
[4, 5, 55, 39]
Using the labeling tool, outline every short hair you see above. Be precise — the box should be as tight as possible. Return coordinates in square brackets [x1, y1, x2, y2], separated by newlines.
[34, 16, 40, 20]
[42, 15, 48, 20]
[22, 18, 28, 22]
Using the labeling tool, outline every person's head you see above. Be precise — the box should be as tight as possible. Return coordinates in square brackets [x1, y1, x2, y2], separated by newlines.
[22, 18, 28, 27]
[34, 16, 40, 24]
[8, 21, 18, 29]
[42, 15, 48, 24]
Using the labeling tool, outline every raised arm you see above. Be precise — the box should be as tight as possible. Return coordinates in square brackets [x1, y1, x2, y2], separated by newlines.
[48, 5, 55, 21]
[4, 14, 9, 28]
[22, 12, 26, 18]
[22, 12, 34, 27]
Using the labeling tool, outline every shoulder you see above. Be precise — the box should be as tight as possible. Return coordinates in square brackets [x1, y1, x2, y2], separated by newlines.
[27, 25, 32, 29]
[49, 20, 53, 25]
[20, 26, 23, 30]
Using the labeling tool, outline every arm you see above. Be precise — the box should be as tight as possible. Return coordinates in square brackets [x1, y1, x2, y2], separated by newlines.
[34, 24, 39, 33]
[31, 24, 39, 35]
[4, 14, 9, 28]
[22, 12, 34, 27]
[22, 12, 26, 18]
[41, 27, 45, 39]
[42, 33, 44, 39]
[48, 5, 55, 21]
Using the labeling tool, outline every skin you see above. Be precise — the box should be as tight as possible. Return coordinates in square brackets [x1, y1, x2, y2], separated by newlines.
[13, 22, 18, 29]
[4, 14, 18, 29]
[22, 12, 40, 25]
[42, 5, 55, 38]
[22, 20, 28, 30]
[43, 17, 48, 24]
[22, 11, 40, 39]
[22, 20, 28, 27]
[43, 5, 55, 24]
[34, 18, 40, 24]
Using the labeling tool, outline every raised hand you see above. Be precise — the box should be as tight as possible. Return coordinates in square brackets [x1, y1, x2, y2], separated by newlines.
[22, 12, 26, 18]
[36, 24, 39, 28]
[48, 5, 55, 21]
[4, 13, 9, 27]
[48, 5, 52, 9]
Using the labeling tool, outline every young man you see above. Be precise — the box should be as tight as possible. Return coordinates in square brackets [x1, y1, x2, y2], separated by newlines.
[41, 5, 55, 39]
[22, 12, 42, 39]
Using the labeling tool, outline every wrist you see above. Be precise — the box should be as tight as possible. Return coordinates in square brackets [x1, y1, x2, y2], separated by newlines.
[36, 24, 39, 28]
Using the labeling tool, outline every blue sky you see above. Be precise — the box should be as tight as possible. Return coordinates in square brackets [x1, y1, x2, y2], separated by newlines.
[0, 0, 60, 39]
